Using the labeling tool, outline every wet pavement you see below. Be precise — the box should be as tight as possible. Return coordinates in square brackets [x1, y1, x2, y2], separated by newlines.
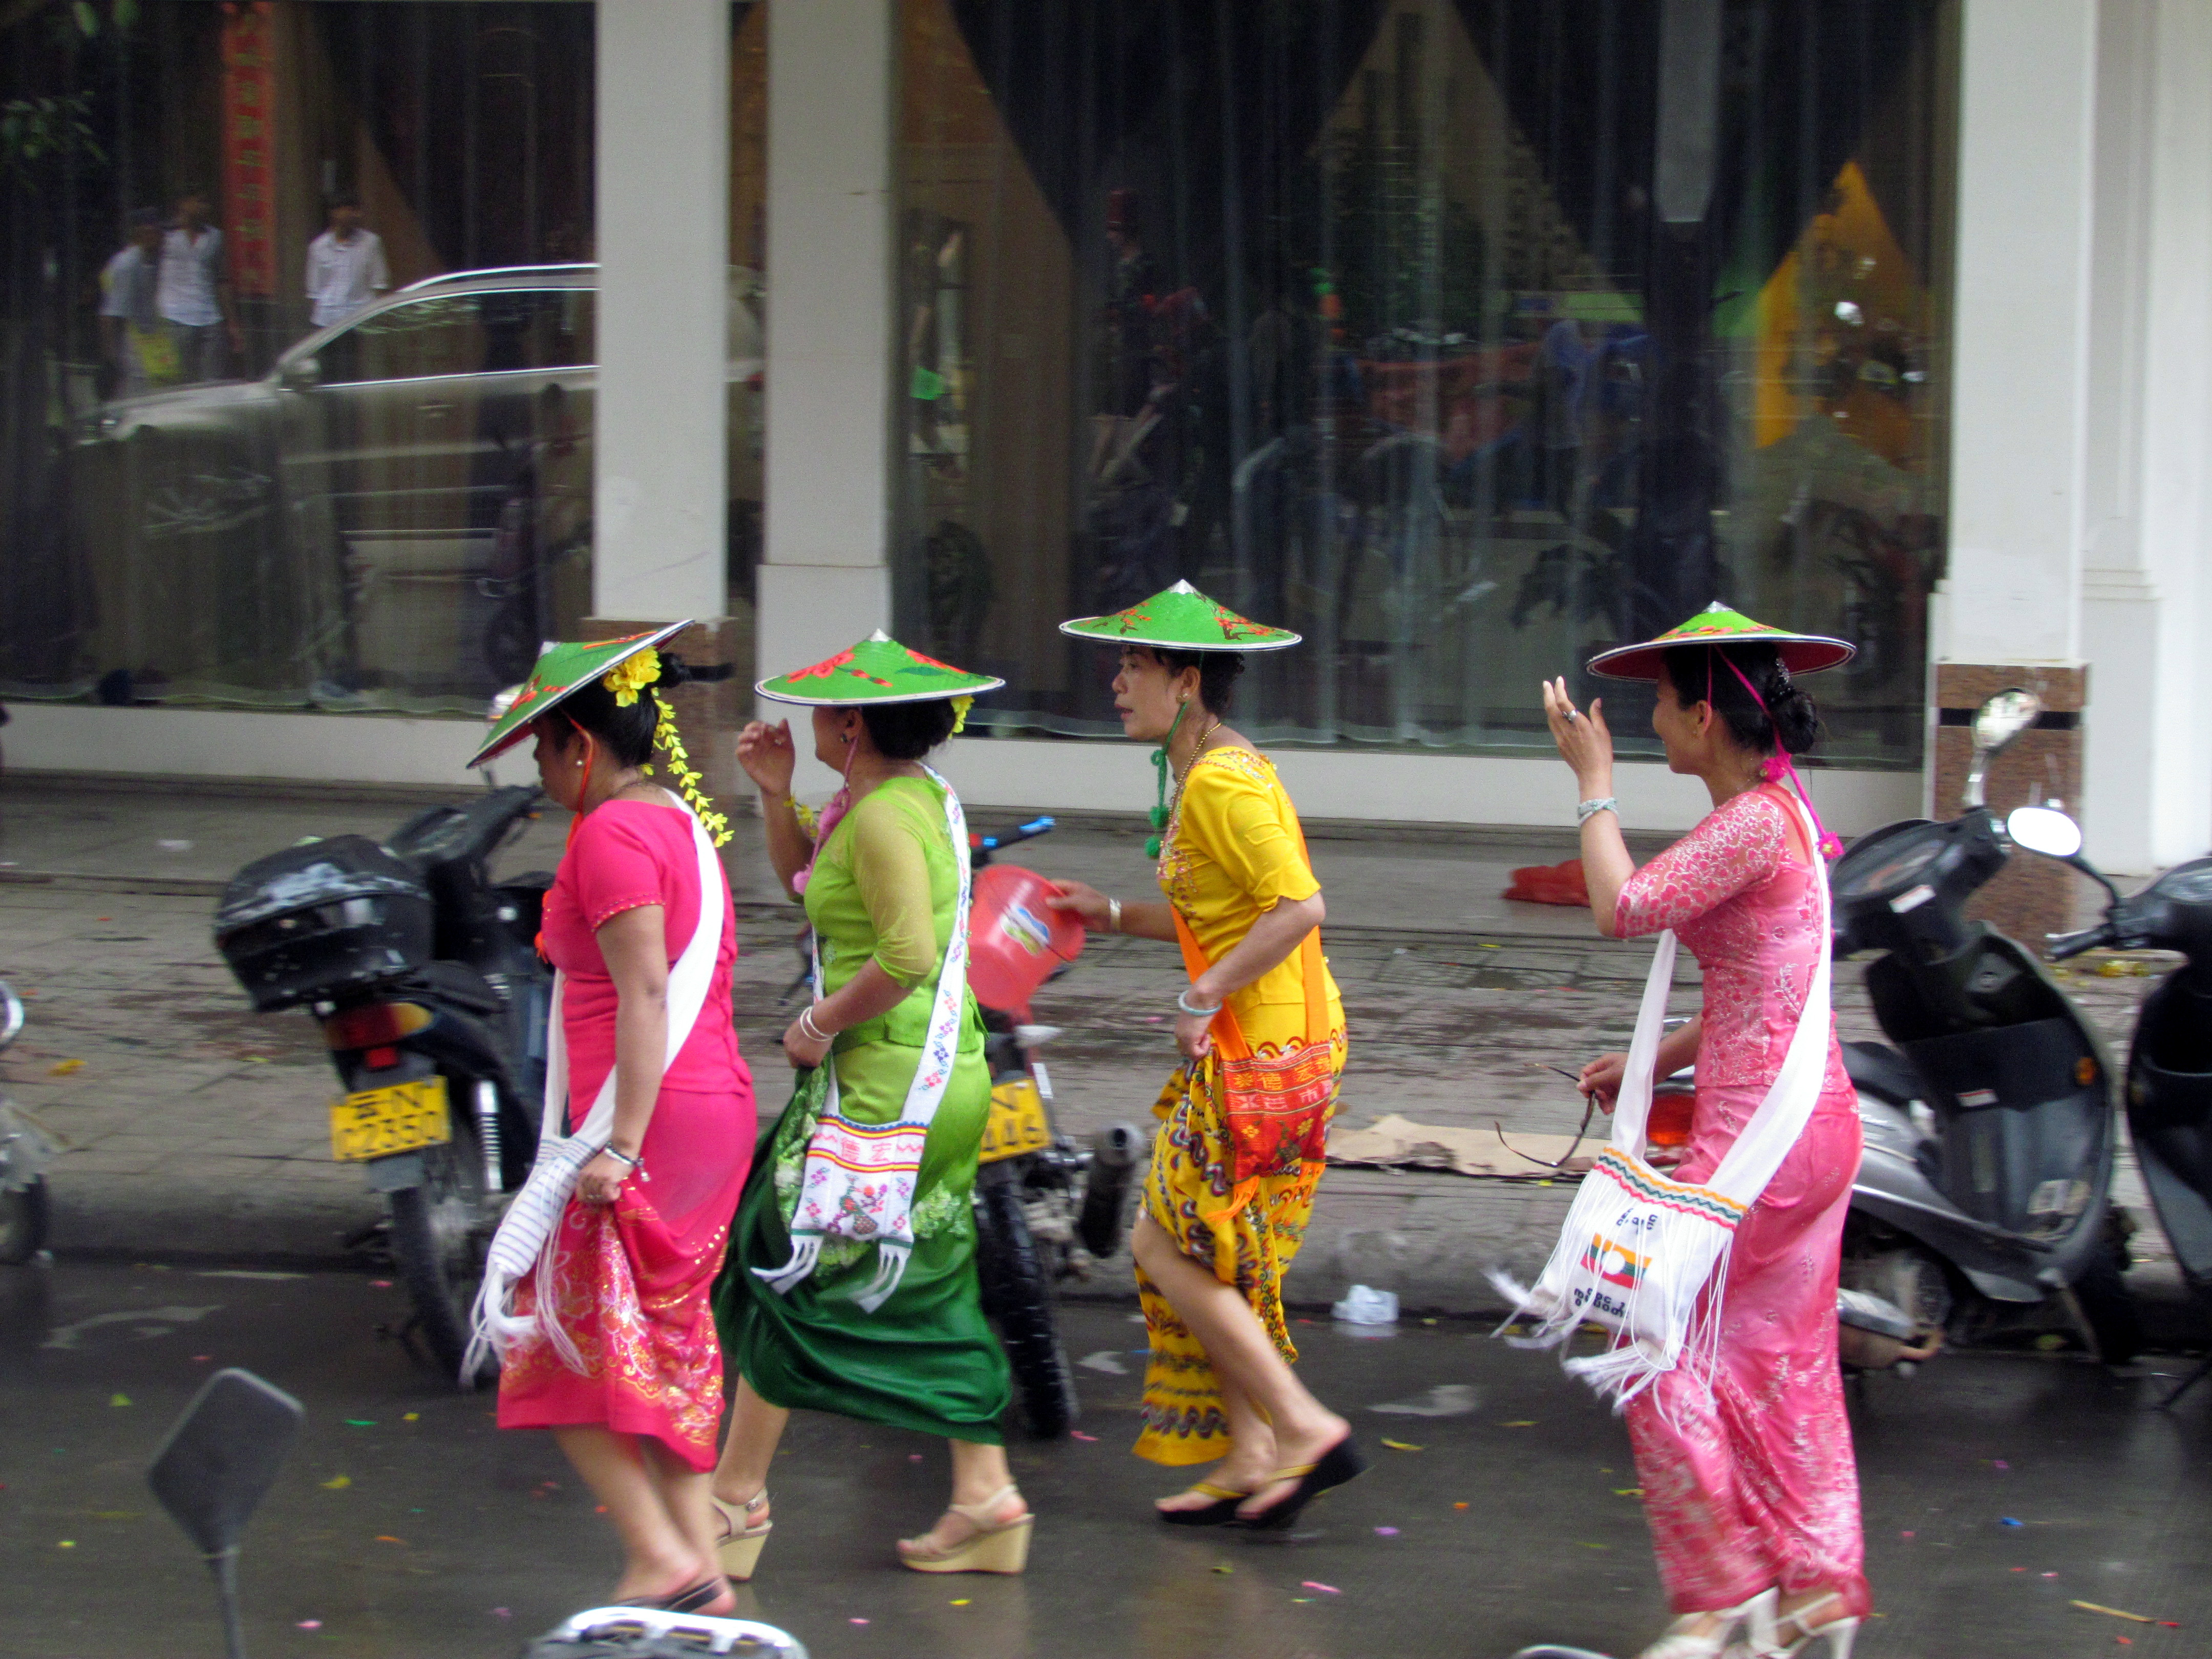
[2, 1263, 2208, 1659]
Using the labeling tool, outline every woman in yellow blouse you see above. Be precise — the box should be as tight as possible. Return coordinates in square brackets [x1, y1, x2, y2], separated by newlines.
[1047, 582, 1363, 1530]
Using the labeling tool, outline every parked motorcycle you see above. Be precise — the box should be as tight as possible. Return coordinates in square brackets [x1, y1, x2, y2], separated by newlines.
[2014, 806, 2212, 1401]
[1830, 689, 2143, 1365]
[963, 815, 1146, 1437]
[215, 787, 554, 1382]
[0, 980, 58, 1264]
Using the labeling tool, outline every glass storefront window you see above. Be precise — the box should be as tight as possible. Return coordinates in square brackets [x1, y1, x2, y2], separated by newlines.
[896, 0, 1954, 768]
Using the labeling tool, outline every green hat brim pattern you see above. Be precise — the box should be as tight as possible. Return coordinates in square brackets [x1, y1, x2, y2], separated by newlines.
[1058, 579, 1300, 652]
[468, 620, 693, 769]
[755, 631, 1005, 707]
[1586, 602, 1855, 682]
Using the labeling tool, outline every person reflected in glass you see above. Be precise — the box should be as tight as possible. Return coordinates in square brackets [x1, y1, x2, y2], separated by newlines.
[1539, 609, 1868, 1659]
[1046, 587, 1362, 1530]
[157, 186, 241, 382]
[305, 191, 390, 331]
[711, 636, 1031, 1578]
[98, 209, 167, 398]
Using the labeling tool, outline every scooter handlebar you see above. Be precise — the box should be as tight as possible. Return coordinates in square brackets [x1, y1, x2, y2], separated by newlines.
[2045, 922, 2115, 961]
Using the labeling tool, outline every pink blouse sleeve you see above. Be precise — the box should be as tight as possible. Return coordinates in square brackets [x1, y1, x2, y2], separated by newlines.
[568, 805, 672, 930]
[1613, 791, 1790, 939]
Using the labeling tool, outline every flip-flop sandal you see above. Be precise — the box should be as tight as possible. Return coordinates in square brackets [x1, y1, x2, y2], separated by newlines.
[616, 1577, 733, 1616]
[1239, 1435, 1369, 1532]
[1156, 1479, 1253, 1528]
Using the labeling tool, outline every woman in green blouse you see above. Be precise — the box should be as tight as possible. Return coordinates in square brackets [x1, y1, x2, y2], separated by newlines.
[709, 633, 1029, 1578]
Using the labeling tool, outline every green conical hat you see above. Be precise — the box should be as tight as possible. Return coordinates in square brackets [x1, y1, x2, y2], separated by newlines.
[1586, 601, 1854, 682]
[468, 621, 692, 768]
[755, 630, 1005, 706]
[1058, 579, 1300, 651]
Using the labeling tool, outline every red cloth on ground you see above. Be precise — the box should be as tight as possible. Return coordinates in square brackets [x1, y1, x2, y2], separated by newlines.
[1502, 857, 1589, 906]
[498, 796, 755, 1469]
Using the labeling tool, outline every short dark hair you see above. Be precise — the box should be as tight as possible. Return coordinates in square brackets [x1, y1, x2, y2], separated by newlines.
[327, 190, 361, 212]
[1142, 646, 1245, 716]
[1660, 642, 1821, 757]
[861, 697, 960, 760]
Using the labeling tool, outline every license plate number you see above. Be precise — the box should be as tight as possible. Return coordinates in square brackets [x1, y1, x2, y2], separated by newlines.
[979, 1077, 1051, 1164]
[329, 1077, 452, 1162]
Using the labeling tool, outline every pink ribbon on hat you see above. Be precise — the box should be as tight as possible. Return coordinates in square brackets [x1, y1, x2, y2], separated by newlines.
[1711, 651, 1844, 861]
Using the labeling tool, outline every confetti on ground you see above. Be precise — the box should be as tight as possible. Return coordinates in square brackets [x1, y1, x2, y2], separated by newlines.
[1302, 1581, 1341, 1595]
[193, 1355, 211, 1363]
[1993, 1459, 2010, 1470]
[1901, 1530, 1915, 1539]
[1613, 1487, 1645, 1498]
[346, 1419, 376, 1428]
[1070, 1431, 1099, 1441]
[375, 1535, 406, 1545]
[492, 1609, 512, 1620]
[58, 1540, 75, 1549]
[49, 1059, 84, 1076]
[321, 1476, 351, 1490]
[849, 1618, 869, 1625]
[1578, 1542, 1609, 1550]
[1501, 1420, 1538, 1428]
[909, 1453, 923, 1461]
[1211, 1565, 1232, 1575]
[2072, 1603, 2156, 1625]
[1374, 1526, 1400, 1536]
[2001, 1517, 2024, 1528]
[111, 1394, 131, 1407]
[403, 1413, 419, 1422]
[951, 1599, 970, 1606]
[1454, 1502, 1470, 1510]
[370, 1280, 393, 1289]
[1380, 1438, 1423, 1452]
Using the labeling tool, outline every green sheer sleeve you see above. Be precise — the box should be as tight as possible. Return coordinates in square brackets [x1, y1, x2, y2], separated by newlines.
[842, 787, 940, 987]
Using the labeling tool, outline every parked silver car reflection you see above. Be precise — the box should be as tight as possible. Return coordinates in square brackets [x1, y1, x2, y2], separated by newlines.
[72, 264, 764, 709]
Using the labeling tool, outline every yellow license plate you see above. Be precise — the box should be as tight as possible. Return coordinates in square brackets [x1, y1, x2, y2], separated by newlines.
[329, 1077, 452, 1162]
[979, 1076, 1051, 1164]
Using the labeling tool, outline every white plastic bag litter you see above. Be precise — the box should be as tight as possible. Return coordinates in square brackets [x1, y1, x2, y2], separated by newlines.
[1332, 1284, 1399, 1325]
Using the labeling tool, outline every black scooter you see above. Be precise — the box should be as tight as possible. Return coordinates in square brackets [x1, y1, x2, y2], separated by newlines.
[215, 786, 553, 1384]
[2019, 807, 2212, 1401]
[1831, 690, 2142, 1364]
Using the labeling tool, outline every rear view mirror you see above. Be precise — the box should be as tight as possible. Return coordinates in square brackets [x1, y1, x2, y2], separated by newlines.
[148, 1368, 305, 1659]
[2007, 806, 2082, 859]
[1963, 688, 2041, 808]
[279, 355, 320, 392]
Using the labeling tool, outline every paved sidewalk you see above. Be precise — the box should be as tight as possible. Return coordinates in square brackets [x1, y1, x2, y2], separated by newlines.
[1, 775, 2200, 1344]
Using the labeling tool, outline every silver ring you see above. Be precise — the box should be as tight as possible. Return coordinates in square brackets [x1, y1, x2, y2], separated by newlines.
[1565, 709, 1579, 721]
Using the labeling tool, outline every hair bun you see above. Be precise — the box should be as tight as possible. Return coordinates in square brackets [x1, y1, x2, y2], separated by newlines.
[1770, 682, 1822, 754]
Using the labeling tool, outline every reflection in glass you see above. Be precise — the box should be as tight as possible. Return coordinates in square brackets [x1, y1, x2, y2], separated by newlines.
[895, 0, 1953, 768]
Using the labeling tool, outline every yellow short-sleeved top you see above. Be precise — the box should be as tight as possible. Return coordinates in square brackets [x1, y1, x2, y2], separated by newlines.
[1157, 747, 1343, 1018]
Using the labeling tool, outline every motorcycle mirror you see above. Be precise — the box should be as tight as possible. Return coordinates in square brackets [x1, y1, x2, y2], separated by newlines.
[1963, 688, 2041, 807]
[278, 354, 320, 392]
[147, 1368, 305, 1659]
[2006, 805, 2082, 859]
[0, 981, 22, 1053]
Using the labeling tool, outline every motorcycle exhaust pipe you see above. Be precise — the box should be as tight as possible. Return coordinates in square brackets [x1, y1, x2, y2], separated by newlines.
[1090, 1123, 1144, 1171]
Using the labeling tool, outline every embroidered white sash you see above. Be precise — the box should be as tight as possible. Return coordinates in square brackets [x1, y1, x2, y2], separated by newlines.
[754, 767, 971, 1313]
[464, 802, 726, 1379]
[1492, 787, 1835, 1412]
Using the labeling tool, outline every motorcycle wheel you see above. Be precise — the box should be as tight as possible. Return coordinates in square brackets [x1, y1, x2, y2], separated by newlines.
[0, 1178, 51, 1265]
[973, 1166, 1079, 1439]
[388, 1109, 498, 1389]
[2072, 1217, 2144, 1367]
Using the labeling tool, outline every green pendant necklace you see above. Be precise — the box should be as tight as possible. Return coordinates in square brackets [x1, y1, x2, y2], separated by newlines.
[1145, 702, 1187, 858]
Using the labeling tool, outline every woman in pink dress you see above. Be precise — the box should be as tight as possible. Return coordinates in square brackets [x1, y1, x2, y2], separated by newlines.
[1540, 606, 1867, 1659]
[469, 632, 755, 1615]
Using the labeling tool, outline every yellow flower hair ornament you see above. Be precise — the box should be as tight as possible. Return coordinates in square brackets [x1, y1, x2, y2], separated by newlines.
[603, 647, 661, 707]
[644, 689, 732, 847]
[950, 694, 973, 734]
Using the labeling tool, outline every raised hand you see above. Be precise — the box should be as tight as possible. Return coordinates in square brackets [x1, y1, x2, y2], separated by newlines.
[1542, 676, 1614, 792]
[737, 718, 797, 797]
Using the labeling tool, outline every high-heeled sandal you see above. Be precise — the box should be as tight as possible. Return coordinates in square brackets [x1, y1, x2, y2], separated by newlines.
[1738, 1590, 1859, 1659]
[708, 1489, 772, 1582]
[616, 1576, 735, 1617]
[895, 1484, 1033, 1575]
[1156, 1479, 1252, 1528]
[1237, 1434, 1368, 1531]
[1624, 1587, 1779, 1659]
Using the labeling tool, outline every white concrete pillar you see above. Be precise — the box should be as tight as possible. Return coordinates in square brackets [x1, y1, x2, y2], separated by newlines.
[2079, 0, 2212, 874]
[756, 0, 896, 780]
[1936, 0, 2099, 673]
[594, 0, 730, 621]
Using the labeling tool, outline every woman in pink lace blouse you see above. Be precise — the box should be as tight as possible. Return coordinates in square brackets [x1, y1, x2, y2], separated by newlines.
[1541, 616, 1867, 1659]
